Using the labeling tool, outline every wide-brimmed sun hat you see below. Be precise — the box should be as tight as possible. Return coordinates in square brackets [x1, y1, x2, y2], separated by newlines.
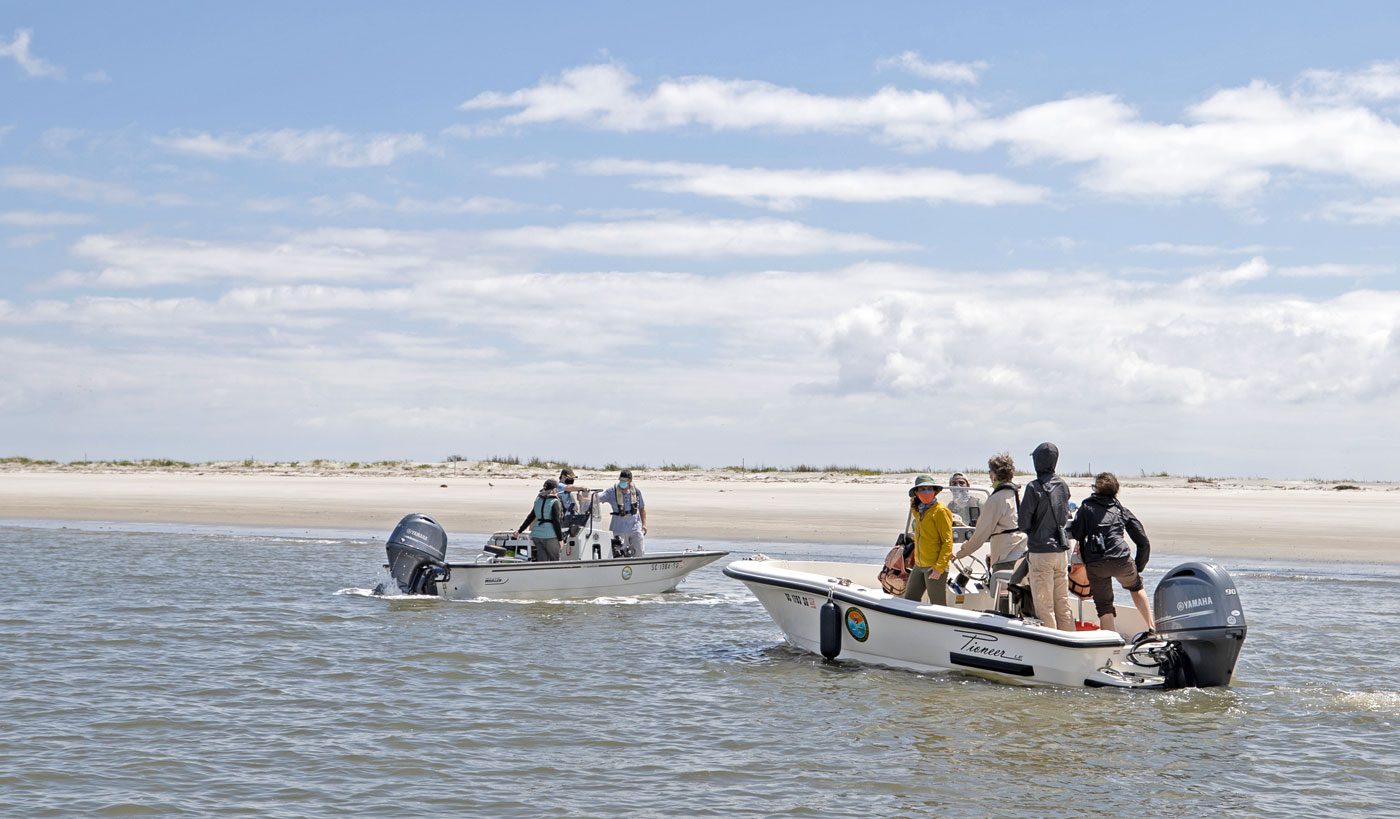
[908, 474, 944, 497]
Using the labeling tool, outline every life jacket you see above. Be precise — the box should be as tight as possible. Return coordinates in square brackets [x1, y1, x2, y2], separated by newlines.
[611, 483, 640, 516]
[1068, 561, 1092, 598]
[530, 494, 560, 539]
[992, 483, 1022, 537]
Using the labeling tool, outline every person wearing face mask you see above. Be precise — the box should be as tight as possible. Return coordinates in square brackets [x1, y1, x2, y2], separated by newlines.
[902, 475, 954, 606]
[595, 469, 647, 557]
[514, 479, 566, 562]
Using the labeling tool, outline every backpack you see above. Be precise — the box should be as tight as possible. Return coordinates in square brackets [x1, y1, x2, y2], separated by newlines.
[878, 543, 912, 595]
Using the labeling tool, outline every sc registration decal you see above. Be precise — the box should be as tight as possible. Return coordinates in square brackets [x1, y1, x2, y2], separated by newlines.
[844, 607, 870, 642]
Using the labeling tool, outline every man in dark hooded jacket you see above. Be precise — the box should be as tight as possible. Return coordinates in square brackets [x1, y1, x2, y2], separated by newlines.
[1019, 442, 1074, 631]
[1069, 472, 1155, 634]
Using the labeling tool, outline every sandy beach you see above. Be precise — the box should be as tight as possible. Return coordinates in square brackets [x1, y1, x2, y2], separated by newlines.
[3, 462, 1398, 564]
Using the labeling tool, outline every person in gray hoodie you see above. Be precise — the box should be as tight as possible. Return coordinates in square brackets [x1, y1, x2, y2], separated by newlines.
[1019, 442, 1075, 631]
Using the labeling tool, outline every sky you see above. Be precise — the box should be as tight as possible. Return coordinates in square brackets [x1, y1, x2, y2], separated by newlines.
[3, 2, 1400, 479]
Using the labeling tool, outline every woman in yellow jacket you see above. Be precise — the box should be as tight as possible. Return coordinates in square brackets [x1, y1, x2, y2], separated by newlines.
[903, 475, 954, 605]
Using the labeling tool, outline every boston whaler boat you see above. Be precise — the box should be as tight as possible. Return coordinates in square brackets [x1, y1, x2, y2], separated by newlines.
[725, 487, 1247, 689]
[376, 496, 727, 601]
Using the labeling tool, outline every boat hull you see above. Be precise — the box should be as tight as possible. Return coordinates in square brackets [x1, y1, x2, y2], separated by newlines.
[725, 558, 1157, 688]
[439, 550, 728, 601]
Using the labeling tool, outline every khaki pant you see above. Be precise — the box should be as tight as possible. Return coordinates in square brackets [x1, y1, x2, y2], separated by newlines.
[903, 566, 947, 606]
[1028, 550, 1075, 631]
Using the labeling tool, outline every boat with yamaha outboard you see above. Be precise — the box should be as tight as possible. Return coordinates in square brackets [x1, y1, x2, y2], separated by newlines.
[725, 487, 1247, 689]
[376, 510, 727, 601]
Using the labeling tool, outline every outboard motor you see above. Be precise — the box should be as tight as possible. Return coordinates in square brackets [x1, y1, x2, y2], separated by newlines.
[383, 513, 449, 595]
[1151, 561, 1247, 688]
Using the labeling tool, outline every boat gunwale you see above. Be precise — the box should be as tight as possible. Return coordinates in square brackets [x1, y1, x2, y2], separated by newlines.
[724, 560, 1125, 649]
[446, 550, 729, 572]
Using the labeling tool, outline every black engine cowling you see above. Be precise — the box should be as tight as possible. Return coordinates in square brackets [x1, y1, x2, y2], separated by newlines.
[383, 513, 449, 595]
[1152, 561, 1247, 688]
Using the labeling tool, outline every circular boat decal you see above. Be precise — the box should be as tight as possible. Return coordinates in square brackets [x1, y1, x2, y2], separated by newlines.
[621, 565, 633, 580]
[844, 607, 870, 642]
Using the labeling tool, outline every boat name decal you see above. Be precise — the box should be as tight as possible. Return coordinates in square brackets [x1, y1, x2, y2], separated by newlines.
[783, 592, 816, 609]
[954, 630, 1023, 662]
[484, 577, 507, 585]
[1175, 596, 1213, 612]
[650, 561, 681, 572]
[845, 607, 870, 642]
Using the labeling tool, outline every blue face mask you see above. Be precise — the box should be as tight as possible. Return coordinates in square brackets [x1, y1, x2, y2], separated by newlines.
[618, 479, 630, 489]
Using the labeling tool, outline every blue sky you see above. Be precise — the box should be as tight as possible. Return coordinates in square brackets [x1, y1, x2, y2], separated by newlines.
[3, 3, 1400, 478]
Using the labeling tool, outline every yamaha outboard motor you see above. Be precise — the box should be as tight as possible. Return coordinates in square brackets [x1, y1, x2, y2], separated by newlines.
[383, 513, 449, 595]
[1151, 561, 1247, 688]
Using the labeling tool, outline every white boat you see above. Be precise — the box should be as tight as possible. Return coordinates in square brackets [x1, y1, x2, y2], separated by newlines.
[377, 512, 727, 601]
[725, 488, 1247, 689]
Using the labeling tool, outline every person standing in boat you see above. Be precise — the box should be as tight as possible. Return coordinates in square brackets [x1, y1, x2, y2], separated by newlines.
[902, 475, 954, 606]
[596, 468, 646, 557]
[943, 471, 976, 525]
[952, 453, 1027, 573]
[1019, 442, 1075, 631]
[1068, 472, 1155, 634]
[515, 479, 566, 561]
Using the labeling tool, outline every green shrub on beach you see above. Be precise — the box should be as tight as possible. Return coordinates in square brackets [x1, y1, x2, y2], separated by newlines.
[1, 456, 58, 466]
[659, 463, 700, 471]
[486, 455, 521, 466]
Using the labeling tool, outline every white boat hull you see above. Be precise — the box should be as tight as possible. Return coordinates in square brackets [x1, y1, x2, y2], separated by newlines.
[440, 550, 728, 601]
[725, 558, 1164, 688]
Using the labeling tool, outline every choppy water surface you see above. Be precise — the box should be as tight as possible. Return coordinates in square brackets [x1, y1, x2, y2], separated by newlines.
[1, 521, 1397, 817]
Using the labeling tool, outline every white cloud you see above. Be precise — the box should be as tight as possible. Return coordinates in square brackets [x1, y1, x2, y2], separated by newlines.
[55, 217, 888, 291]
[492, 161, 557, 177]
[1181, 256, 1270, 290]
[1131, 242, 1274, 256]
[13, 251, 1400, 415]
[577, 159, 1046, 210]
[395, 196, 525, 214]
[0, 29, 63, 79]
[875, 51, 988, 85]
[1275, 263, 1393, 278]
[460, 62, 981, 136]
[83, 69, 111, 84]
[0, 211, 92, 227]
[0, 165, 189, 206]
[1298, 61, 1400, 102]
[156, 128, 430, 167]
[462, 61, 1400, 202]
[1318, 196, 1400, 224]
[1, 166, 138, 203]
[482, 217, 916, 256]
[244, 193, 525, 216]
[62, 230, 447, 288]
[6, 232, 55, 248]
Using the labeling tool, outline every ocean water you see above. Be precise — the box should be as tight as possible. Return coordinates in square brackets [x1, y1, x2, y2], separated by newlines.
[1, 520, 1396, 818]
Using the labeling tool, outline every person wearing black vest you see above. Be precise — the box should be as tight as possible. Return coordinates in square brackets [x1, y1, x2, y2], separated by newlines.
[515, 479, 566, 561]
[1068, 472, 1155, 634]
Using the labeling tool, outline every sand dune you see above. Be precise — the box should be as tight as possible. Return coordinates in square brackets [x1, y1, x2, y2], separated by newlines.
[3, 464, 1397, 564]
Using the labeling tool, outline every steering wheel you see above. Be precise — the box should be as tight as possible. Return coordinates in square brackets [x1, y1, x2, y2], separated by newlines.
[947, 553, 991, 589]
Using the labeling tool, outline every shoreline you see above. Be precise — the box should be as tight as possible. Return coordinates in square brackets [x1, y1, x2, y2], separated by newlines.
[3, 466, 1399, 565]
